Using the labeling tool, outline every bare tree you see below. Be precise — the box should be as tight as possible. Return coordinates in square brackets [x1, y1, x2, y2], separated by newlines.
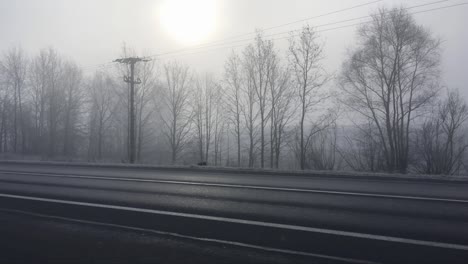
[28, 48, 64, 157]
[337, 121, 386, 172]
[268, 63, 294, 168]
[1, 47, 28, 153]
[29, 49, 49, 155]
[192, 74, 217, 164]
[0, 77, 10, 153]
[241, 71, 259, 168]
[87, 72, 115, 161]
[161, 61, 192, 164]
[288, 25, 329, 170]
[224, 52, 244, 167]
[62, 61, 84, 157]
[340, 7, 441, 173]
[45, 49, 64, 158]
[0, 97, 6, 153]
[212, 83, 225, 166]
[244, 32, 276, 168]
[414, 90, 468, 175]
[308, 117, 340, 170]
[135, 59, 159, 162]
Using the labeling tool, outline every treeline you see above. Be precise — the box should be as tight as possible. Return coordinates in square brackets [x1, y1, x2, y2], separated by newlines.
[0, 7, 467, 175]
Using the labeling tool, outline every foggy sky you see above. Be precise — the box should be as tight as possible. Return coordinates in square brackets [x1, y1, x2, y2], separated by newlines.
[0, 0, 466, 97]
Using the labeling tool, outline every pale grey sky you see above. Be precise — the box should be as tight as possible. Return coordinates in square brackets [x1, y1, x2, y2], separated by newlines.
[0, 0, 466, 97]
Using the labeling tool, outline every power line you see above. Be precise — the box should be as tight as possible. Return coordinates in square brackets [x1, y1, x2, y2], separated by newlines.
[143, 0, 384, 59]
[84, 0, 466, 71]
[81, 61, 116, 73]
[144, 0, 454, 60]
[82, 1, 382, 72]
[151, 1, 468, 61]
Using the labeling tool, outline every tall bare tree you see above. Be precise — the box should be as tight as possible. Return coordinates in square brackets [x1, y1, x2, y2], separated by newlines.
[212, 84, 225, 166]
[62, 61, 84, 157]
[87, 72, 115, 161]
[268, 63, 294, 168]
[244, 33, 276, 168]
[45, 49, 64, 157]
[161, 61, 192, 164]
[242, 71, 259, 167]
[340, 7, 441, 173]
[29, 48, 64, 157]
[288, 25, 329, 170]
[29, 49, 49, 155]
[1, 47, 28, 153]
[224, 52, 244, 167]
[193, 74, 217, 164]
[135, 59, 159, 162]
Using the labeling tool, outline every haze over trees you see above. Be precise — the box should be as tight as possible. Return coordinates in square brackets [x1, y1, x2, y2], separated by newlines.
[339, 8, 442, 173]
[0, 7, 466, 175]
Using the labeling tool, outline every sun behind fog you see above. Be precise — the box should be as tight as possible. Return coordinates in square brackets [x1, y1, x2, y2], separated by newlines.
[159, 0, 217, 45]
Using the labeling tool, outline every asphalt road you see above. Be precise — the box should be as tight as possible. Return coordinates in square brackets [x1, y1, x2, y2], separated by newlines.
[0, 161, 467, 263]
[0, 210, 315, 264]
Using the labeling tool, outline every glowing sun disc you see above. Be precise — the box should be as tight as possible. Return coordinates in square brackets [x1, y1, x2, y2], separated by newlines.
[159, 0, 217, 44]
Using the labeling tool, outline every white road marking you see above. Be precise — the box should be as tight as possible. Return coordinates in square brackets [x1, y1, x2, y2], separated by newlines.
[0, 208, 379, 264]
[0, 193, 467, 251]
[0, 170, 467, 203]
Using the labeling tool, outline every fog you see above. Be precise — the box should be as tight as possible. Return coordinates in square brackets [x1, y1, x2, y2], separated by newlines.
[0, 0, 467, 174]
[1, 0, 466, 97]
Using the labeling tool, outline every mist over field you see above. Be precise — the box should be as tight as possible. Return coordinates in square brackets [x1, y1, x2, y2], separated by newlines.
[0, 0, 467, 175]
